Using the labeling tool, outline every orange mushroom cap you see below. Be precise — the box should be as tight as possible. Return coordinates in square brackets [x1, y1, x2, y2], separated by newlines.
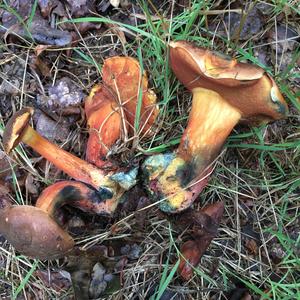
[102, 56, 159, 135]
[169, 40, 288, 124]
[85, 84, 122, 169]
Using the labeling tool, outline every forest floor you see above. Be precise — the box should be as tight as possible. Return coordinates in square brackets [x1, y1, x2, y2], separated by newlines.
[0, 0, 299, 299]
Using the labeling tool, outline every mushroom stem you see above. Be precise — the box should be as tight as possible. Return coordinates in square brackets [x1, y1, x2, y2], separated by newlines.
[18, 125, 106, 189]
[144, 88, 240, 213]
[178, 87, 241, 168]
[36, 181, 119, 216]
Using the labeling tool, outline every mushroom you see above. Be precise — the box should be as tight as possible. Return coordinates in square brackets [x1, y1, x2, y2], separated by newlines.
[102, 56, 159, 136]
[0, 180, 107, 260]
[1, 56, 160, 259]
[143, 41, 288, 213]
[85, 84, 122, 170]
[2, 107, 137, 206]
[85, 56, 160, 169]
[3, 108, 107, 189]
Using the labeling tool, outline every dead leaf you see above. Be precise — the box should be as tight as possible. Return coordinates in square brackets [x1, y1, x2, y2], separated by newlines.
[0, 181, 12, 209]
[178, 240, 201, 281]
[65, 0, 95, 17]
[34, 44, 52, 56]
[106, 23, 127, 44]
[245, 238, 258, 255]
[0, 151, 12, 180]
[38, 0, 66, 18]
[35, 269, 71, 292]
[2, 9, 72, 46]
[35, 111, 71, 143]
[25, 174, 39, 195]
[177, 202, 224, 280]
[30, 56, 51, 77]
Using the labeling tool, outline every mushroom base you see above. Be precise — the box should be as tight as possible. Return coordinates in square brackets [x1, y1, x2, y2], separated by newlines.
[143, 153, 211, 213]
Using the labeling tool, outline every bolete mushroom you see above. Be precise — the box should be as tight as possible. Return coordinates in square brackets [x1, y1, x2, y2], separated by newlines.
[3, 108, 107, 189]
[0, 180, 107, 260]
[85, 57, 160, 169]
[1, 56, 160, 260]
[3, 107, 137, 208]
[143, 41, 288, 213]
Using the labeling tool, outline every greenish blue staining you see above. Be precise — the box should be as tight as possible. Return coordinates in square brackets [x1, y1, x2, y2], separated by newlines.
[110, 167, 138, 190]
[270, 87, 287, 116]
[98, 186, 113, 200]
[142, 152, 176, 177]
[159, 200, 176, 213]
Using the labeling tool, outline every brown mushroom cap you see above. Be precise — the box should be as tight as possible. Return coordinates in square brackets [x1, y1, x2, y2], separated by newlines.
[3, 107, 33, 153]
[169, 41, 288, 124]
[0, 206, 74, 260]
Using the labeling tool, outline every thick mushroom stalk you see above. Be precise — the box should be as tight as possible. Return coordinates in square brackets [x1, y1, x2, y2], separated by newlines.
[143, 41, 288, 213]
[0, 180, 119, 260]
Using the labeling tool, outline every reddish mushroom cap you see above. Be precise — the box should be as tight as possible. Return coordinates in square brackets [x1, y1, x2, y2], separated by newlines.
[102, 56, 159, 135]
[85, 84, 122, 169]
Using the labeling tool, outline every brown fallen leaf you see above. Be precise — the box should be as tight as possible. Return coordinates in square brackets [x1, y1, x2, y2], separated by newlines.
[35, 269, 71, 292]
[244, 238, 258, 255]
[2, 12, 72, 46]
[178, 202, 224, 280]
[0, 181, 12, 209]
[38, 0, 64, 18]
[178, 240, 201, 281]
[30, 56, 51, 77]
[35, 44, 52, 57]
[65, 0, 95, 17]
